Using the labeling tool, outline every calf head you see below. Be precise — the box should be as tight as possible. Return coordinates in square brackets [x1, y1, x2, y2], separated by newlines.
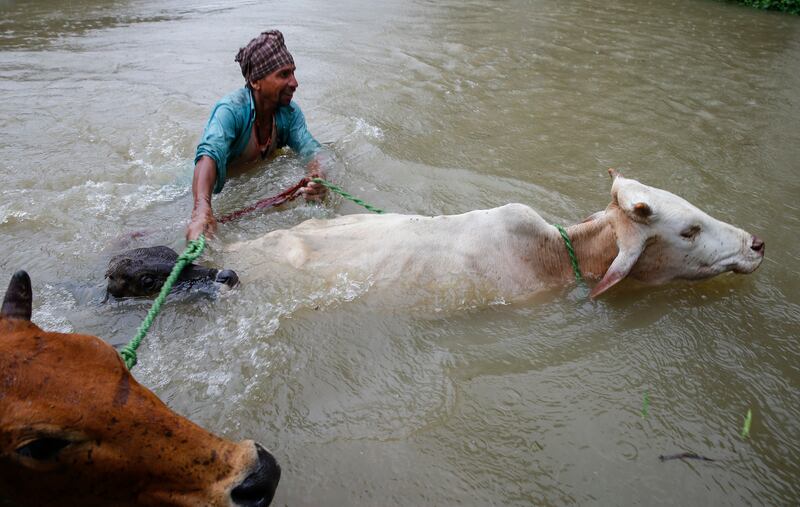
[106, 246, 239, 298]
[1, 271, 279, 506]
[590, 169, 764, 297]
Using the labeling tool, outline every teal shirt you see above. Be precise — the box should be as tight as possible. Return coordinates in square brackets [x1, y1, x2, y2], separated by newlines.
[195, 87, 322, 194]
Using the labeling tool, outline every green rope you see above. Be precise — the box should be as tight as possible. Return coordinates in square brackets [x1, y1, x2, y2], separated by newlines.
[119, 235, 206, 370]
[312, 178, 385, 214]
[554, 224, 584, 282]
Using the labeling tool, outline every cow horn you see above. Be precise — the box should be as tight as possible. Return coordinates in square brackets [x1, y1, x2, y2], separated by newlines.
[2, 270, 32, 321]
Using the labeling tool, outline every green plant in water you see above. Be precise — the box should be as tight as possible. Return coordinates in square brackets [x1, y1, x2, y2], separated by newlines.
[641, 391, 650, 419]
[742, 409, 753, 438]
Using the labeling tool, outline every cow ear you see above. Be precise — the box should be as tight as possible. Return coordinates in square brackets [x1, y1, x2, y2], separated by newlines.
[626, 201, 653, 223]
[2, 271, 32, 321]
[590, 213, 646, 298]
[589, 240, 645, 298]
[632, 202, 651, 217]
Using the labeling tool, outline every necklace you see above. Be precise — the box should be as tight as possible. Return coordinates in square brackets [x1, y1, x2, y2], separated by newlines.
[255, 115, 274, 159]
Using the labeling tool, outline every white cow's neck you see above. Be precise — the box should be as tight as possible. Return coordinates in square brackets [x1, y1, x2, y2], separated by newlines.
[560, 212, 619, 282]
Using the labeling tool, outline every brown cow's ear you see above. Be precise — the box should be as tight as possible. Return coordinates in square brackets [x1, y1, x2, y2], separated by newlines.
[1, 271, 32, 321]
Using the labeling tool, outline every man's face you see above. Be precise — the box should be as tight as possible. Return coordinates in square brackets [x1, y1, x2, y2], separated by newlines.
[251, 64, 298, 107]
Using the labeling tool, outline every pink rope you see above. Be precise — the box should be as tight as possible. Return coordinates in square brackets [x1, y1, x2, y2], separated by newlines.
[217, 178, 309, 224]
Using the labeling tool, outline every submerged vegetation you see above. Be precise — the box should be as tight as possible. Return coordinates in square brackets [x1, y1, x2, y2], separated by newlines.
[731, 0, 800, 14]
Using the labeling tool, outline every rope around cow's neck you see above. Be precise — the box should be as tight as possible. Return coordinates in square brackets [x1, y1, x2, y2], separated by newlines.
[554, 224, 584, 282]
[119, 235, 206, 369]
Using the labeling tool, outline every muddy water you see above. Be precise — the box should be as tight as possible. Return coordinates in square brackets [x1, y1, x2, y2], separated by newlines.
[1, 0, 798, 504]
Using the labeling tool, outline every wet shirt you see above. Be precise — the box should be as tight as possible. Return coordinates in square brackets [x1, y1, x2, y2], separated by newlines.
[195, 87, 321, 194]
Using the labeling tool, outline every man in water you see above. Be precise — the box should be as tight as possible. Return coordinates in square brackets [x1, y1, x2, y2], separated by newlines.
[186, 30, 327, 240]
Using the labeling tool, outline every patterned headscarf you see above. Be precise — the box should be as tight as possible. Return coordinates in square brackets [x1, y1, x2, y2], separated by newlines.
[235, 30, 295, 84]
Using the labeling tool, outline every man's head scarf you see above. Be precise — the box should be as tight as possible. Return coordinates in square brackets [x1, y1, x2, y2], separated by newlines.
[235, 30, 295, 84]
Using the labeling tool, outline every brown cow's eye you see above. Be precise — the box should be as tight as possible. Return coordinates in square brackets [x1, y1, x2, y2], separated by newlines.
[140, 275, 155, 290]
[16, 438, 71, 460]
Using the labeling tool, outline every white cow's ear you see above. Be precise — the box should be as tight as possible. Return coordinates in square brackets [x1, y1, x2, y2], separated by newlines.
[1, 270, 32, 321]
[590, 239, 645, 298]
[590, 215, 646, 298]
[623, 202, 653, 223]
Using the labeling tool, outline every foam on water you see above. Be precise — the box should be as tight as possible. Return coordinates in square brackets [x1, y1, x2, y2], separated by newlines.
[33, 284, 77, 334]
[349, 117, 385, 141]
[82, 180, 186, 218]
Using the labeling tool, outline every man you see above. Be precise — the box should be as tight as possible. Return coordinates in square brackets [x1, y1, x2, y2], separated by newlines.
[186, 30, 326, 240]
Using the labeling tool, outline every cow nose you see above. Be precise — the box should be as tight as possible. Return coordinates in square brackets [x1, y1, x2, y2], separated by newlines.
[231, 444, 280, 507]
[215, 269, 239, 288]
[750, 235, 765, 254]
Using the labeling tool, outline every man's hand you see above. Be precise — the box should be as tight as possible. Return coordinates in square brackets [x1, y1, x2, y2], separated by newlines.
[186, 205, 217, 241]
[303, 158, 328, 201]
[188, 156, 219, 240]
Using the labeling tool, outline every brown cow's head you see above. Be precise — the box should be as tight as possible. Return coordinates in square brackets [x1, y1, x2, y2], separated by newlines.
[0, 271, 279, 506]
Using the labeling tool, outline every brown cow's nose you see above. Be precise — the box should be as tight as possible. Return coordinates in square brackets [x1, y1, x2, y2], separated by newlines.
[750, 235, 765, 254]
[231, 444, 281, 507]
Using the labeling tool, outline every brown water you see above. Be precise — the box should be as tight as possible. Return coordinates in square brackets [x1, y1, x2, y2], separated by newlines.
[1, 0, 799, 505]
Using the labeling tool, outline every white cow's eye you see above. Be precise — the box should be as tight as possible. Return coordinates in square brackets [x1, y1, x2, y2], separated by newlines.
[680, 225, 701, 239]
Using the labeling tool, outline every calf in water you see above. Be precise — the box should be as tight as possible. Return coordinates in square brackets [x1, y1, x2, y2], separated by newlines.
[105, 246, 238, 299]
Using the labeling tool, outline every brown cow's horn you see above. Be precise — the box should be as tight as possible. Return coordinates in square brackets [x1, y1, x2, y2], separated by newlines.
[2, 270, 32, 321]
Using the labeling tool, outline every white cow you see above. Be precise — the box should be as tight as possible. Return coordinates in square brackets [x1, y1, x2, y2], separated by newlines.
[226, 170, 764, 302]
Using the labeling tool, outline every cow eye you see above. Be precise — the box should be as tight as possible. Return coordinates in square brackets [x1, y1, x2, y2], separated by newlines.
[16, 438, 72, 460]
[680, 225, 701, 239]
[140, 275, 155, 290]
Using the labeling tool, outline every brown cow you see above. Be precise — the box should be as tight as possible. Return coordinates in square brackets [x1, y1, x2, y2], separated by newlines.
[0, 271, 280, 506]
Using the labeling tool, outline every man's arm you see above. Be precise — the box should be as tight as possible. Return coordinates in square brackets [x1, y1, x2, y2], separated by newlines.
[285, 104, 328, 201]
[186, 156, 218, 240]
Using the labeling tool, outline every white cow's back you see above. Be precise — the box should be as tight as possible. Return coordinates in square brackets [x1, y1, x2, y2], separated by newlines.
[225, 204, 552, 301]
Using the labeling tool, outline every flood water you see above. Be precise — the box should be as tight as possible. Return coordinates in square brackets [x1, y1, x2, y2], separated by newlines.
[1, 0, 799, 505]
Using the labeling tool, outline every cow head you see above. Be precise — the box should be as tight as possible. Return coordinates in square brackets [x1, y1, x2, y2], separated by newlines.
[105, 246, 239, 299]
[590, 169, 765, 297]
[0, 271, 279, 506]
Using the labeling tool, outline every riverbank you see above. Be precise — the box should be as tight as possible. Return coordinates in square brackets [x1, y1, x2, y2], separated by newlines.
[731, 0, 800, 14]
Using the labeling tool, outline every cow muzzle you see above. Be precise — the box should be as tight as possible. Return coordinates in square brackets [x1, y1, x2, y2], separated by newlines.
[733, 235, 765, 274]
[231, 443, 281, 507]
